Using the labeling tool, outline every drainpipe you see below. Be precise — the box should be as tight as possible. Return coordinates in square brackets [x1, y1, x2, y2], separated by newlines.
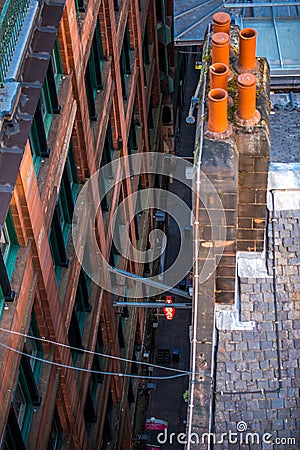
[236, 28, 258, 73]
[185, 78, 202, 124]
[212, 12, 231, 34]
[235, 73, 261, 125]
[211, 32, 230, 67]
[207, 88, 228, 133]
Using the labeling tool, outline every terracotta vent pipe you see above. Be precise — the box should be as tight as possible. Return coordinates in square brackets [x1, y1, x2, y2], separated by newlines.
[209, 63, 230, 91]
[207, 88, 228, 133]
[211, 32, 230, 67]
[212, 12, 231, 35]
[237, 28, 258, 73]
[236, 73, 261, 124]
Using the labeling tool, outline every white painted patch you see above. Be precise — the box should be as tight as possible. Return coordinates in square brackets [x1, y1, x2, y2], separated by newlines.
[237, 251, 271, 279]
[267, 162, 300, 211]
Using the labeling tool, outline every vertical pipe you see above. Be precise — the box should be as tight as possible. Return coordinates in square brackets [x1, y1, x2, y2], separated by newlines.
[237, 73, 257, 120]
[211, 32, 230, 67]
[207, 88, 228, 133]
[212, 12, 231, 34]
[209, 63, 230, 91]
[238, 28, 258, 72]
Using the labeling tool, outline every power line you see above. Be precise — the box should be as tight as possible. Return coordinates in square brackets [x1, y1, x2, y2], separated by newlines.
[0, 326, 211, 378]
[0, 341, 189, 381]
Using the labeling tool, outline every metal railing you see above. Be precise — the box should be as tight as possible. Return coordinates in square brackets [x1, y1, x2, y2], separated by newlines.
[0, 0, 30, 86]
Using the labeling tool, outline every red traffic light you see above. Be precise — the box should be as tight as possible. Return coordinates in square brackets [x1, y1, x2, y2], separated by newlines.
[163, 296, 175, 320]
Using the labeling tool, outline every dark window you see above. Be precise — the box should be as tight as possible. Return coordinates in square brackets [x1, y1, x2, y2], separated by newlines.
[25, 314, 44, 385]
[49, 143, 78, 280]
[101, 394, 113, 448]
[52, 39, 64, 85]
[128, 114, 138, 154]
[100, 125, 114, 211]
[0, 211, 18, 314]
[128, 379, 134, 403]
[142, 25, 150, 65]
[118, 320, 125, 349]
[0, 211, 18, 277]
[85, 21, 104, 121]
[69, 270, 91, 364]
[109, 241, 121, 268]
[3, 407, 26, 450]
[120, 23, 131, 99]
[148, 100, 154, 131]
[29, 103, 50, 176]
[162, 105, 172, 124]
[10, 354, 42, 445]
[91, 326, 106, 384]
[75, 0, 85, 13]
[155, 0, 163, 21]
[47, 408, 63, 450]
[84, 382, 97, 432]
[40, 49, 62, 136]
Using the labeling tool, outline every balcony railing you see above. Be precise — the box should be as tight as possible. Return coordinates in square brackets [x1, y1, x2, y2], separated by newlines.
[0, 0, 30, 86]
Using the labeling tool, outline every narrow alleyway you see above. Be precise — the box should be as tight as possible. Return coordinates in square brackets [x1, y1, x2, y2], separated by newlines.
[146, 51, 199, 449]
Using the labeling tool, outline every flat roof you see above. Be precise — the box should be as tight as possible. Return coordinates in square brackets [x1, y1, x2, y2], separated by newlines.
[174, 1, 300, 82]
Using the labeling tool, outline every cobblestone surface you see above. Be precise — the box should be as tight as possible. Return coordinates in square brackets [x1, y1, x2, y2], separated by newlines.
[214, 211, 300, 450]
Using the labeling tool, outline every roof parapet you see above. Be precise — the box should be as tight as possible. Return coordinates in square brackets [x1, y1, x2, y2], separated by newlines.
[0, 0, 39, 132]
[0, 0, 33, 86]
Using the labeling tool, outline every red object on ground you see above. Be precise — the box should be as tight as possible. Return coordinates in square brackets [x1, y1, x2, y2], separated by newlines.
[145, 418, 168, 430]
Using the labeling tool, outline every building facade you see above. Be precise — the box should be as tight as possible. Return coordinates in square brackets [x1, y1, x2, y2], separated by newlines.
[0, 0, 173, 448]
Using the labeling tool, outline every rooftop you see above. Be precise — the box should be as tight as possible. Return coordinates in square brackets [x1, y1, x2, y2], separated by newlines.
[174, 1, 300, 85]
[270, 93, 300, 163]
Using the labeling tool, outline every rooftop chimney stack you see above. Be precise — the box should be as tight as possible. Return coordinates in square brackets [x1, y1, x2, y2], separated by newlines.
[197, 21, 270, 305]
[207, 88, 229, 133]
[236, 28, 258, 73]
[209, 63, 230, 91]
[236, 73, 261, 124]
[211, 32, 230, 67]
[212, 12, 231, 34]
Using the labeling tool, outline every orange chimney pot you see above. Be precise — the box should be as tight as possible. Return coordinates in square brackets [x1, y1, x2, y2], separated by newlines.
[211, 32, 230, 67]
[207, 88, 228, 133]
[238, 28, 258, 72]
[212, 12, 231, 34]
[209, 63, 230, 91]
[237, 73, 257, 120]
